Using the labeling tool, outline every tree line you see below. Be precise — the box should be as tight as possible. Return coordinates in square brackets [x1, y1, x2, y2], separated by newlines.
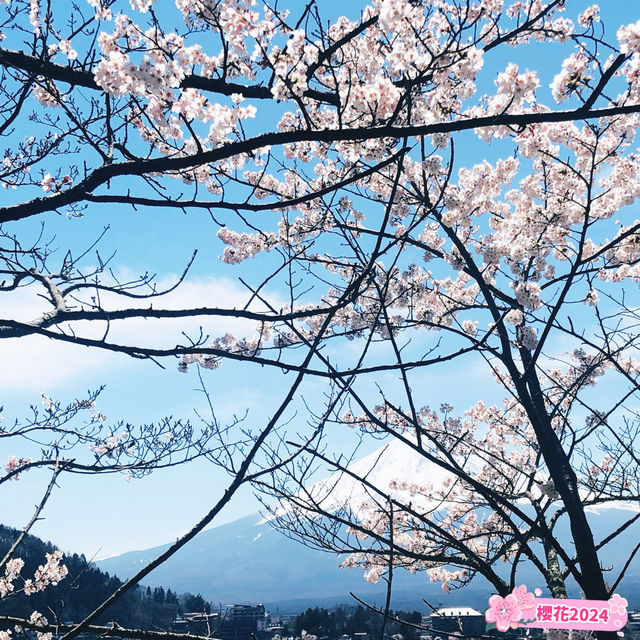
[0, 525, 210, 631]
[293, 606, 423, 640]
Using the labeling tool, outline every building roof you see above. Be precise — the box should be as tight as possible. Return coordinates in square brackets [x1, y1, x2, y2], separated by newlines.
[432, 607, 483, 617]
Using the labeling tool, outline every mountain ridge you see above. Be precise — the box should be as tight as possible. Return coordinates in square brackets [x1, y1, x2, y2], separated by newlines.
[97, 440, 640, 610]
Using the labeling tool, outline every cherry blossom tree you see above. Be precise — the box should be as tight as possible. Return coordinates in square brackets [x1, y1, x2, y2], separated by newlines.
[2, 0, 640, 639]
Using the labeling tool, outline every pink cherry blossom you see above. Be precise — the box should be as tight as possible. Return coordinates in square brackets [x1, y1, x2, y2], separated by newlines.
[486, 594, 523, 632]
[519, 325, 539, 350]
[578, 5, 599, 28]
[59, 40, 78, 60]
[618, 20, 640, 55]
[33, 86, 58, 108]
[29, 0, 40, 35]
[4, 456, 32, 479]
[609, 594, 628, 615]
[511, 585, 537, 612]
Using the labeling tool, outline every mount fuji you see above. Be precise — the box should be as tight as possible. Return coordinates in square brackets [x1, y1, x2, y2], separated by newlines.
[97, 440, 640, 611]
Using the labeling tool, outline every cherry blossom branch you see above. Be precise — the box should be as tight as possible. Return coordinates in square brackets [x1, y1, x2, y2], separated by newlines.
[483, 0, 567, 52]
[337, 393, 582, 586]
[581, 53, 628, 111]
[0, 46, 338, 104]
[379, 501, 394, 640]
[4, 103, 640, 224]
[83, 147, 408, 213]
[0, 462, 61, 572]
[258, 471, 509, 592]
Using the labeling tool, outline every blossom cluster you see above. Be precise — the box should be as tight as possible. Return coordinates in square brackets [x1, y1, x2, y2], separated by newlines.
[0, 551, 67, 600]
[486, 585, 538, 632]
[4, 456, 32, 480]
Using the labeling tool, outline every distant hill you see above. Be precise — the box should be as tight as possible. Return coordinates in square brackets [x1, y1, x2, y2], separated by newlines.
[97, 441, 640, 611]
[97, 512, 477, 612]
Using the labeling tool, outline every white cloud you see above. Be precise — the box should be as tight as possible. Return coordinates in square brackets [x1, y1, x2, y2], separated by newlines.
[0, 274, 284, 393]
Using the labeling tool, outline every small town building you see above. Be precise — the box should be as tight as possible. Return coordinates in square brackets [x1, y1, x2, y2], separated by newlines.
[429, 607, 484, 636]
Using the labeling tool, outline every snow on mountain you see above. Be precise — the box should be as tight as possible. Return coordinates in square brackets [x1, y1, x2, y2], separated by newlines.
[313, 438, 453, 510]
[302, 436, 640, 520]
[264, 438, 455, 524]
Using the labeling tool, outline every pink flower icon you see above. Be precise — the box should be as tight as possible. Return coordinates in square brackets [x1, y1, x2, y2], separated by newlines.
[511, 585, 537, 611]
[609, 594, 628, 615]
[486, 594, 523, 632]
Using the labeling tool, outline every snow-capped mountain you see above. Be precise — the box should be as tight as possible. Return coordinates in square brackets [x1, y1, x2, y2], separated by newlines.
[97, 440, 640, 610]
[98, 440, 450, 608]
[265, 438, 455, 526]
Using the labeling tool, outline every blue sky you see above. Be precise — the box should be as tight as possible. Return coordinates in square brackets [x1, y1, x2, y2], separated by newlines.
[2, 0, 640, 563]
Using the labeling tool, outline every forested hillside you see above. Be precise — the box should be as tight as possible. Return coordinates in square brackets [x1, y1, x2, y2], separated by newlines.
[0, 526, 208, 629]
